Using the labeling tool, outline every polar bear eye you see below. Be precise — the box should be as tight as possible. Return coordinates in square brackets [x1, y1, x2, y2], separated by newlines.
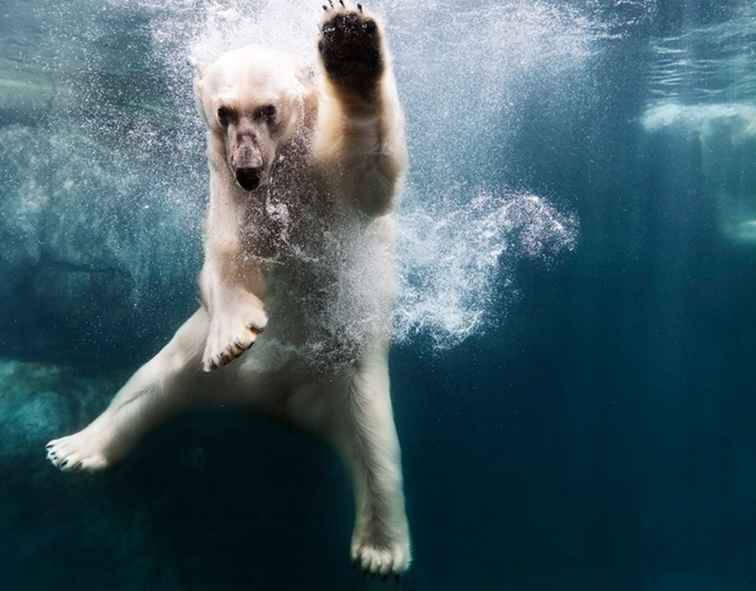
[255, 104, 277, 124]
[217, 106, 236, 127]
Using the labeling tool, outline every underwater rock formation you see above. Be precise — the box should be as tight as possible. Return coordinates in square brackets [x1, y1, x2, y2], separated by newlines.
[0, 125, 201, 366]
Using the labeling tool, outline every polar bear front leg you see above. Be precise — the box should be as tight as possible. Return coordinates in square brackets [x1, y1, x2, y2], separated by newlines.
[199, 211, 268, 372]
[339, 351, 412, 576]
[200, 259, 268, 372]
[315, 2, 408, 216]
[46, 309, 212, 472]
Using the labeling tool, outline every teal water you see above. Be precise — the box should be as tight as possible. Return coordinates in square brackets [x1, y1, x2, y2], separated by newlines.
[2, 1, 756, 589]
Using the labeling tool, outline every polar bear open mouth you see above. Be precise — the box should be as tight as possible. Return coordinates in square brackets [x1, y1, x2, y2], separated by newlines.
[234, 166, 262, 191]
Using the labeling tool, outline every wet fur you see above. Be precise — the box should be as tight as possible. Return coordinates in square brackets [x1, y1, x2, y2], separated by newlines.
[46, 2, 412, 577]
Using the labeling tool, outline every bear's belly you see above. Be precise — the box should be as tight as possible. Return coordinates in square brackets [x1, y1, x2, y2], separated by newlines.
[259, 253, 392, 370]
[241, 201, 397, 371]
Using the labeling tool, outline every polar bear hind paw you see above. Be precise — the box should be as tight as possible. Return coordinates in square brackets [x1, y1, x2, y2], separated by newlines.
[319, 1, 383, 90]
[46, 429, 112, 472]
[351, 537, 411, 578]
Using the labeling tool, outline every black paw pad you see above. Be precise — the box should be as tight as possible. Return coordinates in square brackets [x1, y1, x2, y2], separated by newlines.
[319, 11, 383, 91]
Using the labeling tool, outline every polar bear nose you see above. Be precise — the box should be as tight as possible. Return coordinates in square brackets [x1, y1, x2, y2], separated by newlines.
[235, 167, 262, 191]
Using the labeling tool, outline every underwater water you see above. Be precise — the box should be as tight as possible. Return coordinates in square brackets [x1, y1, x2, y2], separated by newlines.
[2, 0, 756, 588]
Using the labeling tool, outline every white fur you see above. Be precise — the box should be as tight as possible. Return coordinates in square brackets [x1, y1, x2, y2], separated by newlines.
[46, 5, 411, 576]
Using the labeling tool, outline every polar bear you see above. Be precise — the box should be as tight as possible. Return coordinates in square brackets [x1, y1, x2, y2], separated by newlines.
[45, 2, 411, 577]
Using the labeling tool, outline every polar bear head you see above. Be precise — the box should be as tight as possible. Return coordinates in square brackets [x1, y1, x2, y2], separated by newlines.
[194, 46, 310, 192]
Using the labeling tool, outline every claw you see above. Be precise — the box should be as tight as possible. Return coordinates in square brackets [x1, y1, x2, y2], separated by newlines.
[328, 0, 334, 6]
[358, 3, 362, 12]
[339, 0, 345, 6]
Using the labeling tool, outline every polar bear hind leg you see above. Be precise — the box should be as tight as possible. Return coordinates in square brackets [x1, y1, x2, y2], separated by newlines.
[304, 348, 412, 576]
[46, 309, 213, 472]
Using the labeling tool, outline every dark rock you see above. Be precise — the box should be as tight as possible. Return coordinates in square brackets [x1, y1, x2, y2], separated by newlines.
[0, 124, 203, 367]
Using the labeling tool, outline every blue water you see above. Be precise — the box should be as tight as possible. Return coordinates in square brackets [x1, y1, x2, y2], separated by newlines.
[2, 0, 756, 589]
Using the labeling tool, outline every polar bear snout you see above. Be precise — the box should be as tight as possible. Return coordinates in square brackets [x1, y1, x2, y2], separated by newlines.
[231, 140, 265, 191]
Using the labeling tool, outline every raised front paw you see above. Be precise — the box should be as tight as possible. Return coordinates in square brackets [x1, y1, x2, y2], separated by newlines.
[319, 1, 383, 91]
[202, 292, 268, 372]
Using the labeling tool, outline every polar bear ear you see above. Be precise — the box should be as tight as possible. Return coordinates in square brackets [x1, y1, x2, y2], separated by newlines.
[188, 57, 209, 124]
[295, 64, 317, 88]
[187, 56, 206, 82]
[187, 55, 200, 71]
